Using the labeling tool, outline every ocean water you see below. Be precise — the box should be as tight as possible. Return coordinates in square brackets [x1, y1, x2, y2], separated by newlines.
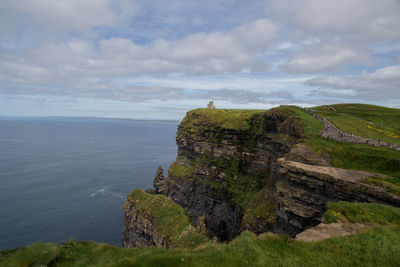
[0, 117, 179, 249]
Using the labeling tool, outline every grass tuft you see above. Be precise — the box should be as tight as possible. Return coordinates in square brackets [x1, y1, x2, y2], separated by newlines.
[168, 162, 195, 178]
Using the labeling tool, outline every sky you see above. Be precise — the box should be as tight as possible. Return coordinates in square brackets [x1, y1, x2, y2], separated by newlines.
[0, 0, 399, 120]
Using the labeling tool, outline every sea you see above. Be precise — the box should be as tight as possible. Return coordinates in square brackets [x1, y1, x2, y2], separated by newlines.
[0, 117, 179, 250]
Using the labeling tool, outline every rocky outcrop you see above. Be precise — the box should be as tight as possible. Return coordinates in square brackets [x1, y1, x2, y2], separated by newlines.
[123, 199, 168, 248]
[276, 159, 400, 236]
[153, 165, 167, 194]
[122, 189, 208, 248]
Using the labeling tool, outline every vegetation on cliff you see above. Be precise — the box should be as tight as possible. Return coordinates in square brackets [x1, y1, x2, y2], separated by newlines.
[2, 202, 400, 266]
[168, 162, 195, 178]
[180, 108, 264, 131]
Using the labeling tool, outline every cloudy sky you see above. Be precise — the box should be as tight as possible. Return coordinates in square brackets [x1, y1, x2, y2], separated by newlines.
[1, 0, 399, 120]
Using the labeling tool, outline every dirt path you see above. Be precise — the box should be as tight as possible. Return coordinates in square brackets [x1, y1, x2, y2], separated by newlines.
[305, 109, 400, 151]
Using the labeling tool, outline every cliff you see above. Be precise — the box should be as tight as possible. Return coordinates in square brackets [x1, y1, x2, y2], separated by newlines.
[156, 108, 303, 241]
[123, 105, 400, 247]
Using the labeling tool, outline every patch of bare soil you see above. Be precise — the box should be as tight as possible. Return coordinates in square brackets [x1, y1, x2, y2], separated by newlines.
[284, 160, 386, 182]
[295, 222, 367, 242]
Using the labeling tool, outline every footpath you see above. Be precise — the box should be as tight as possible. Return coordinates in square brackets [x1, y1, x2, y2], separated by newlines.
[305, 108, 400, 151]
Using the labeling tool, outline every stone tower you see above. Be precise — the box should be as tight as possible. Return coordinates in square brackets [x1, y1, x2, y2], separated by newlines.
[207, 101, 216, 109]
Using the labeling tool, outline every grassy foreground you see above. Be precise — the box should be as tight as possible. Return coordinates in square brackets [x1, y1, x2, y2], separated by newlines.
[2, 202, 400, 266]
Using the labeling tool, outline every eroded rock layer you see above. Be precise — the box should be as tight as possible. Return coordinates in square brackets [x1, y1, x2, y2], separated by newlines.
[276, 159, 400, 236]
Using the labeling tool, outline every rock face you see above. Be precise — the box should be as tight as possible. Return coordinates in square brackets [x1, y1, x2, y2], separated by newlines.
[123, 107, 400, 247]
[276, 159, 400, 236]
[123, 199, 168, 248]
[153, 165, 167, 194]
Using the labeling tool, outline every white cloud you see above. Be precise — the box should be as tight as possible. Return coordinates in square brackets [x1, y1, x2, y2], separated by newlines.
[284, 43, 369, 73]
[0, 19, 276, 85]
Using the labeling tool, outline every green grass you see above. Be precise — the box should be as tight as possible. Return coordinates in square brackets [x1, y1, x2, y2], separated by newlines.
[181, 108, 265, 131]
[4, 202, 400, 266]
[3, 224, 400, 266]
[125, 189, 208, 248]
[313, 104, 400, 145]
[168, 162, 196, 178]
[324, 202, 400, 225]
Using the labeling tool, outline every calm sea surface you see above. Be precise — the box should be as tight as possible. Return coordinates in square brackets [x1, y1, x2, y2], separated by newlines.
[0, 117, 179, 249]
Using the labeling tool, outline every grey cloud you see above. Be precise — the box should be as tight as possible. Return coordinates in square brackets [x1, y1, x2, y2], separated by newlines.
[0, 77, 295, 105]
[284, 44, 369, 73]
[0, 0, 138, 39]
[268, 0, 400, 74]
[306, 64, 400, 101]
[200, 89, 294, 104]
[268, 0, 400, 42]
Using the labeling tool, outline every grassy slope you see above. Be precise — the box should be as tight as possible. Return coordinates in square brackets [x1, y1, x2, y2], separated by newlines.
[313, 103, 400, 145]
[2, 202, 400, 266]
[324, 201, 400, 225]
[281, 105, 400, 181]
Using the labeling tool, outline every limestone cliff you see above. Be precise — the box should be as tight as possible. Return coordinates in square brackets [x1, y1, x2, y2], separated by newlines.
[123, 107, 400, 248]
